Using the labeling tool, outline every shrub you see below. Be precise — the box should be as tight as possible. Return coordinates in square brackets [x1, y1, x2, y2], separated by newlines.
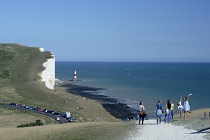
[0, 70, 10, 78]
[17, 120, 44, 128]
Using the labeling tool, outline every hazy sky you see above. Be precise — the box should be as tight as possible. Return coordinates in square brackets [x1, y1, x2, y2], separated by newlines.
[0, 0, 210, 62]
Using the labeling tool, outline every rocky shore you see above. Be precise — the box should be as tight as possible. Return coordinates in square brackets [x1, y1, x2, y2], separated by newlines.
[59, 81, 138, 120]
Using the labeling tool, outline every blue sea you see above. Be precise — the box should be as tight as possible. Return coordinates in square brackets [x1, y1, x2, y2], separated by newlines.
[55, 62, 210, 116]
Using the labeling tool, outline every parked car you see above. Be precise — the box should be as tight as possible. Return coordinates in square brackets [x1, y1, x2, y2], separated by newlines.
[60, 113, 65, 117]
[52, 112, 60, 115]
[9, 103, 17, 106]
[29, 106, 35, 110]
[67, 117, 76, 122]
[56, 117, 60, 121]
[38, 108, 44, 112]
[43, 109, 49, 112]
[46, 110, 54, 114]
[31, 107, 40, 111]
[21, 105, 26, 108]
[64, 112, 71, 118]
[17, 104, 22, 107]
[25, 106, 31, 109]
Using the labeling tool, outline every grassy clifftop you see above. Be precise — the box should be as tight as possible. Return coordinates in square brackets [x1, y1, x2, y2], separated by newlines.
[0, 43, 52, 104]
[0, 43, 132, 140]
[0, 43, 117, 122]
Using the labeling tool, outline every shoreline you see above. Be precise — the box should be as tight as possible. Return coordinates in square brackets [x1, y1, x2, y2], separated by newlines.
[55, 79, 210, 139]
[57, 80, 138, 120]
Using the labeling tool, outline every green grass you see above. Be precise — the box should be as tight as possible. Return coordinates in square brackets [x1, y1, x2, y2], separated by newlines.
[0, 43, 106, 120]
[0, 43, 131, 140]
[0, 43, 64, 122]
[17, 120, 44, 128]
[0, 43, 55, 106]
[0, 105, 57, 128]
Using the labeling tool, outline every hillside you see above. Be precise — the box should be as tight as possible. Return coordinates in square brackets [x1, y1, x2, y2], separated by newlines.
[0, 43, 52, 104]
[0, 43, 132, 140]
[0, 43, 118, 120]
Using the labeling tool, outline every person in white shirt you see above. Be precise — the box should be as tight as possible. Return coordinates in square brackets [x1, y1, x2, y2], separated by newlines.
[177, 96, 184, 119]
[139, 101, 146, 125]
[184, 94, 192, 120]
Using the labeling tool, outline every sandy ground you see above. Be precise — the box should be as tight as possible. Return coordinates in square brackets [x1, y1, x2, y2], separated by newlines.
[127, 119, 207, 140]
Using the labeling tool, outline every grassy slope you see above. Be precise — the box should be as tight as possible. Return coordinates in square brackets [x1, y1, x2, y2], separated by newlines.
[0, 121, 134, 140]
[0, 43, 115, 117]
[0, 105, 57, 127]
[0, 43, 51, 104]
[0, 43, 132, 140]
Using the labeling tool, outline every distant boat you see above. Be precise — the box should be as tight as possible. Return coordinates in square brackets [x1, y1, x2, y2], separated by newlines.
[125, 66, 130, 76]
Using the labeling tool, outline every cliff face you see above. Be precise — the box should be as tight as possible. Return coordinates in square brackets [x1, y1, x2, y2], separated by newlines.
[39, 48, 55, 89]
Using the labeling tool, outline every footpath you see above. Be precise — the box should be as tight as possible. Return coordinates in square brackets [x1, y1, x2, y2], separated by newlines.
[127, 119, 207, 140]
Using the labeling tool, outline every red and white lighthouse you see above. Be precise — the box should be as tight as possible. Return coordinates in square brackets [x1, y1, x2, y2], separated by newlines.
[72, 69, 77, 81]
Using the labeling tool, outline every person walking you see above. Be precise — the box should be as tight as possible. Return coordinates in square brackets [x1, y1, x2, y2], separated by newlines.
[156, 100, 163, 124]
[184, 94, 192, 120]
[139, 101, 146, 125]
[164, 100, 171, 124]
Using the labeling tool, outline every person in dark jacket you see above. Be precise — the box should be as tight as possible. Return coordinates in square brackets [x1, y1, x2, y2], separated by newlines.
[164, 100, 171, 124]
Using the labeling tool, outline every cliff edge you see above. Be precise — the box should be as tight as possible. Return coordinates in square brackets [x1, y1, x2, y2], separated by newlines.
[39, 48, 55, 89]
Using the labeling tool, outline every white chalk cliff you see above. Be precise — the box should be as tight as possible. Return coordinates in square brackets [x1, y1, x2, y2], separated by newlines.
[39, 48, 55, 89]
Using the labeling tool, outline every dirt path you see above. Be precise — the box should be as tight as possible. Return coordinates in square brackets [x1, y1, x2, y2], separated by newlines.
[127, 119, 207, 140]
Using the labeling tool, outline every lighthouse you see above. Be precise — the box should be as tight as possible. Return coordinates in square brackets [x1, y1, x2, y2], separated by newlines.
[72, 69, 77, 81]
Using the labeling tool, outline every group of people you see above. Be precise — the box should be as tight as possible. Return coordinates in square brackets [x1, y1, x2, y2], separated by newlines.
[138, 94, 192, 125]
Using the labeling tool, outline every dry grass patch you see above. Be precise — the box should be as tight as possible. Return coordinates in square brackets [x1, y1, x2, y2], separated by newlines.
[0, 106, 56, 128]
[0, 86, 23, 103]
[0, 121, 133, 140]
[173, 108, 210, 139]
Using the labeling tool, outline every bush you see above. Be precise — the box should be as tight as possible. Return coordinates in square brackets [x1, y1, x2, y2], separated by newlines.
[0, 70, 10, 78]
[17, 120, 44, 128]
[36, 119, 44, 125]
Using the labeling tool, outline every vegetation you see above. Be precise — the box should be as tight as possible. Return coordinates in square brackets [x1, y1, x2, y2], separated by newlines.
[0, 121, 134, 140]
[17, 120, 44, 128]
[0, 43, 130, 140]
[0, 43, 57, 107]
[0, 69, 10, 78]
[0, 105, 57, 128]
[0, 43, 118, 121]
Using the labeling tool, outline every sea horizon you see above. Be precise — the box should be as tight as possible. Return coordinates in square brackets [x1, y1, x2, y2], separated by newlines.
[55, 61, 210, 117]
[56, 60, 210, 63]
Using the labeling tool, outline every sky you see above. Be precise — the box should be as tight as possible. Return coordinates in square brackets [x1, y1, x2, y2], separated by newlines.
[0, 0, 210, 62]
